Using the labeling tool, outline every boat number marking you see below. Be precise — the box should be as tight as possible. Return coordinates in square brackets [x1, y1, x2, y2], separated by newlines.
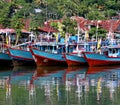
[43, 59, 48, 62]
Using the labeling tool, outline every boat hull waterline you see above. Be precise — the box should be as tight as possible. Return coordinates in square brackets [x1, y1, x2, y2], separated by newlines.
[30, 48, 67, 66]
[65, 54, 88, 66]
[83, 52, 120, 67]
[8, 48, 36, 66]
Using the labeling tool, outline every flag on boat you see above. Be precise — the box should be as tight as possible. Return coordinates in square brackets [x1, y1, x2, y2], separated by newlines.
[56, 33, 61, 42]
[85, 31, 89, 40]
[97, 38, 101, 50]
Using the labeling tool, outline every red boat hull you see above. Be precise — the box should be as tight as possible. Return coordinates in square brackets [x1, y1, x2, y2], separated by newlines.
[33, 54, 67, 66]
[87, 58, 120, 67]
[83, 52, 120, 67]
[66, 59, 87, 66]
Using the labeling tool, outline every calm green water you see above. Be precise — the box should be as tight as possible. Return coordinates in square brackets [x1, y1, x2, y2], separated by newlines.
[0, 66, 120, 105]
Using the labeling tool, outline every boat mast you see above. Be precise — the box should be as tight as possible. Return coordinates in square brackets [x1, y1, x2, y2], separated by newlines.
[76, 23, 80, 52]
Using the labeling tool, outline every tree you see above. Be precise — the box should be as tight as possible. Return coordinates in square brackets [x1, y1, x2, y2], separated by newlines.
[62, 18, 77, 37]
[0, 1, 11, 27]
[89, 27, 107, 39]
[10, 16, 24, 45]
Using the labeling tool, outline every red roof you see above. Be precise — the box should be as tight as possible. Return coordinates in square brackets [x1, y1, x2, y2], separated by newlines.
[90, 20, 120, 32]
[71, 16, 90, 31]
[0, 28, 15, 33]
[21, 29, 30, 33]
[72, 16, 120, 33]
[0, 28, 31, 34]
[38, 26, 58, 33]
[38, 22, 57, 33]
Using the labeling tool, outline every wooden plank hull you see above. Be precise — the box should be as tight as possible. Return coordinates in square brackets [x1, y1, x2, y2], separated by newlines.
[8, 48, 36, 66]
[65, 54, 88, 66]
[30, 48, 67, 66]
[83, 52, 120, 67]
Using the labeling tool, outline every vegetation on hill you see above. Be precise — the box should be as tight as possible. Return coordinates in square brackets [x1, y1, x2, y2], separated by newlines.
[0, 0, 120, 40]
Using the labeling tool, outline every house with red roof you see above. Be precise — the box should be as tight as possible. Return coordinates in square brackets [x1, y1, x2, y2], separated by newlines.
[71, 16, 120, 39]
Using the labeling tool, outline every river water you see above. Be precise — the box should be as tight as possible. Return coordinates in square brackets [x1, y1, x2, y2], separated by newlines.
[0, 66, 120, 105]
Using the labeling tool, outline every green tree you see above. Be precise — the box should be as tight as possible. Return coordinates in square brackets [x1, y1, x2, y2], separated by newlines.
[0, 1, 11, 27]
[10, 16, 24, 45]
[62, 18, 77, 37]
[89, 27, 107, 39]
[50, 17, 77, 38]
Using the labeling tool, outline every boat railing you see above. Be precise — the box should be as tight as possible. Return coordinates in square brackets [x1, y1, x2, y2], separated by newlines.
[35, 42, 57, 46]
[11, 41, 32, 48]
[10, 41, 32, 51]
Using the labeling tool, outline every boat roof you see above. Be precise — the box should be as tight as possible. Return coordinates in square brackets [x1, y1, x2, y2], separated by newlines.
[102, 45, 120, 49]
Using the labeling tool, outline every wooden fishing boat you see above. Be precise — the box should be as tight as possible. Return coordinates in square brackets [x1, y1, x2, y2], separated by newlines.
[7, 41, 37, 66]
[65, 41, 109, 66]
[65, 53, 87, 66]
[83, 45, 120, 67]
[65, 43, 88, 66]
[29, 46, 67, 66]
[8, 48, 36, 66]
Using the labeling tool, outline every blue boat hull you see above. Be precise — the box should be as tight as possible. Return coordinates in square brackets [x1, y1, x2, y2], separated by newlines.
[8, 48, 36, 66]
[0, 53, 12, 67]
[65, 54, 87, 66]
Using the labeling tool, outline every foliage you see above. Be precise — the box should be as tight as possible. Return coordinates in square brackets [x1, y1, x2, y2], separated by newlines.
[1, 0, 120, 28]
[0, 0, 120, 42]
[10, 15, 24, 45]
[50, 21, 65, 37]
[62, 18, 77, 35]
[50, 22, 58, 30]
[89, 27, 107, 39]
[50, 18, 77, 38]
[0, 1, 11, 28]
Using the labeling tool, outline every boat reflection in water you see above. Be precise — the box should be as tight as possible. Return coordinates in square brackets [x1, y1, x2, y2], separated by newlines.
[66, 66, 88, 97]
[86, 66, 120, 104]
[0, 66, 120, 105]
[0, 66, 36, 105]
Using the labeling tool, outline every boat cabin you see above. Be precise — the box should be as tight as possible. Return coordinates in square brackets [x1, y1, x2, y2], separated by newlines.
[33, 42, 66, 54]
[102, 45, 120, 57]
